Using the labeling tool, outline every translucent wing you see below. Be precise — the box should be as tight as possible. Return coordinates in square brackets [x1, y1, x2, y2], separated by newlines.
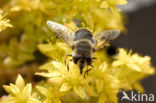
[94, 30, 120, 50]
[47, 21, 75, 47]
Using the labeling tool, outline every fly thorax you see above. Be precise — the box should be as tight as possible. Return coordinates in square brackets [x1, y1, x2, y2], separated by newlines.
[74, 29, 95, 44]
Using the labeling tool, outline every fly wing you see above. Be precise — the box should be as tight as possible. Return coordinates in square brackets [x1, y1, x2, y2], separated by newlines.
[47, 21, 75, 47]
[94, 30, 120, 50]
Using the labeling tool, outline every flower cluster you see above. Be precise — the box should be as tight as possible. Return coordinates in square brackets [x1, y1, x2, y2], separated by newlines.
[2, 75, 40, 103]
[0, 0, 127, 87]
[36, 42, 155, 103]
[0, 9, 12, 32]
[0, 0, 155, 103]
[0, 0, 126, 67]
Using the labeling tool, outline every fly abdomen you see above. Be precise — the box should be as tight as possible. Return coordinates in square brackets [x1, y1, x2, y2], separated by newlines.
[73, 40, 93, 74]
[74, 40, 92, 57]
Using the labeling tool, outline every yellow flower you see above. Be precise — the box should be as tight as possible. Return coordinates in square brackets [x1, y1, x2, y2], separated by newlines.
[10, 0, 40, 11]
[113, 48, 155, 73]
[0, 9, 12, 32]
[112, 48, 155, 91]
[37, 43, 155, 103]
[36, 85, 63, 103]
[2, 75, 41, 103]
[38, 42, 71, 60]
[101, 0, 127, 8]
[36, 61, 94, 99]
[1, 0, 155, 103]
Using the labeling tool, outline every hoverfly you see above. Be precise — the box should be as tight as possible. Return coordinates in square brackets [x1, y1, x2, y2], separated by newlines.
[47, 21, 120, 75]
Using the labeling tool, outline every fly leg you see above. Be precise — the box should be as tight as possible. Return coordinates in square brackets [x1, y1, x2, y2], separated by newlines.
[69, 59, 72, 61]
[64, 56, 69, 71]
[92, 57, 97, 59]
[84, 65, 94, 78]
[67, 64, 69, 71]
[65, 53, 72, 56]
[64, 53, 72, 71]
[92, 57, 97, 62]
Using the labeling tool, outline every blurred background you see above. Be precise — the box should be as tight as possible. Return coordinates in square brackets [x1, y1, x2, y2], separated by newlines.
[0, 0, 156, 102]
[114, 0, 156, 101]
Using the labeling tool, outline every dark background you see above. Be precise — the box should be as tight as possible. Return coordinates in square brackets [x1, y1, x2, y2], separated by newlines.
[114, 2, 156, 102]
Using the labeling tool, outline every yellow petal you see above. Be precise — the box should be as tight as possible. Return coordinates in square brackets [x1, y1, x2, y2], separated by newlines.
[133, 82, 144, 93]
[22, 83, 32, 96]
[112, 61, 123, 66]
[3, 85, 11, 94]
[100, 1, 109, 8]
[73, 85, 86, 99]
[48, 77, 63, 84]
[11, 6, 21, 11]
[53, 97, 61, 103]
[10, 84, 20, 95]
[114, 0, 127, 5]
[15, 75, 25, 90]
[98, 93, 106, 103]
[36, 86, 48, 96]
[39, 63, 55, 71]
[127, 64, 141, 72]
[35, 72, 61, 78]
[27, 97, 41, 103]
[43, 98, 52, 103]
[96, 79, 104, 93]
[51, 61, 65, 71]
[57, 43, 71, 53]
[59, 83, 71, 92]
[99, 62, 108, 72]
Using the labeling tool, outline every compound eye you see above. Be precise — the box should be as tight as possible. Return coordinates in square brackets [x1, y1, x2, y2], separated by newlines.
[73, 56, 80, 64]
